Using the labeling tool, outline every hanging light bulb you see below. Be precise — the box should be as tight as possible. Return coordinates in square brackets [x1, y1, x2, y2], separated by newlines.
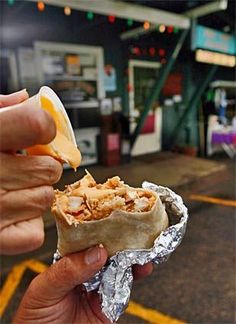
[149, 47, 155, 56]
[174, 27, 179, 33]
[108, 15, 115, 23]
[127, 18, 133, 27]
[37, 1, 45, 12]
[64, 6, 71, 16]
[159, 24, 166, 33]
[159, 48, 166, 57]
[159, 25, 166, 33]
[143, 21, 150, 30]
[167, 26, 174, 33]
[87, 11, 94, 20]
[132, 47, 141, 56]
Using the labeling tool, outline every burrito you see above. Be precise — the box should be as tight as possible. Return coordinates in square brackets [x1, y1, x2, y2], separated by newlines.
[52, 171, 169, 257]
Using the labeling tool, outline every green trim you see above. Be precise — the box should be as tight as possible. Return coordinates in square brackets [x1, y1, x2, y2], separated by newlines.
[130, 29, 188, 148]
[170, 65, 217, 146]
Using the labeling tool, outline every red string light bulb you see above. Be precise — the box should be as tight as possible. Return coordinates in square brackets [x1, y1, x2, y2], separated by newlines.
[149, 48, 155, 56]
[167, 26, 174, 33]
[159, 48, 166, 57]
[108, 15, 115, 23]
[133, 47, 141, 55]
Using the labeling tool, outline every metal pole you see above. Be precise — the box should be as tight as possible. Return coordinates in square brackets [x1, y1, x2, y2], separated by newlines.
[130, 28, 189, 148]
[169, 64, 217, 146]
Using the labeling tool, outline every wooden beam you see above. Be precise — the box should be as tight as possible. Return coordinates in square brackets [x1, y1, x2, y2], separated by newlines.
[184, 0, 228, 18]
[120, 24, 157, 41]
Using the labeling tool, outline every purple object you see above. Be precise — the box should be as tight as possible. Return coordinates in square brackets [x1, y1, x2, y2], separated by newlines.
[212, 132, 223, 144]
[212, 131, 236, 145]
[231, 132, 236, 145]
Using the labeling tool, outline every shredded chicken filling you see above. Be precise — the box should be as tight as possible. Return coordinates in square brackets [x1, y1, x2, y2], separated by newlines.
[56, 172, 156, 222]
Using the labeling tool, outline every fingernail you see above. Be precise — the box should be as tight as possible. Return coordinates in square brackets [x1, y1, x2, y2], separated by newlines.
[15, 89, 28, 100]
[85, 246, 101, 265]
[16, 88, 27, 94]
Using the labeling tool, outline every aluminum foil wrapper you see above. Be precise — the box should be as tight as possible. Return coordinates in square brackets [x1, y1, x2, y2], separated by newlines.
[53, 182, 188, 322]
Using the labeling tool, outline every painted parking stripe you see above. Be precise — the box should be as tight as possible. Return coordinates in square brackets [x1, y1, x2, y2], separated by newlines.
[0, 262, 26, 317]
[0, 259, 185, 323]
[190, 194, 236, 207]
[127, 300, 185, 324]
[0, 259, 48, 317]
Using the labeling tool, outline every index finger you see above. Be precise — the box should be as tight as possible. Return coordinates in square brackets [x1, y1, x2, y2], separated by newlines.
[0, 99, 56, 151]
[133, 263, 153, 280]
[0, 89, 29, 108]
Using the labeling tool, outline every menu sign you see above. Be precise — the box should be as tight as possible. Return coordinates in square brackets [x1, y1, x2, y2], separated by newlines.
[192, 25, 236, 55]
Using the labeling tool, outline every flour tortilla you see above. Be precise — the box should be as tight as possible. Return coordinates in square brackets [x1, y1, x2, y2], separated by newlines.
[52, 180, 169, 257]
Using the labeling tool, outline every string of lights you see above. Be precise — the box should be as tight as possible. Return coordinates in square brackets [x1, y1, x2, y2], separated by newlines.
[7, 1, 179, 35]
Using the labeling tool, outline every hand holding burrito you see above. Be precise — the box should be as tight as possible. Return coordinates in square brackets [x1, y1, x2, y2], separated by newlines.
[14, 245, 153, 324]
[14, 246, 110, 324]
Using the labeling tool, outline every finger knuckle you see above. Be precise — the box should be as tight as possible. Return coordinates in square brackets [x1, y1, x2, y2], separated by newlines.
[58, 256, 78, 283]
[26, 110, 45, 143]
[13, 228, 45, 254]
[59, 257, 72, 279]
[47, 256, 74, 284]
[41, 186, 54, 209]
[26, 109, 55, 145]
[45, 157, 62, 184]
[0, 191, 9, 217]
[30, 186, 54, 213]
[29, 228, 45, 250]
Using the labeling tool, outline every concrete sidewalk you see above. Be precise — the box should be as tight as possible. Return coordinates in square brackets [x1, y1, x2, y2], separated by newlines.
[58, 151, 226, 190]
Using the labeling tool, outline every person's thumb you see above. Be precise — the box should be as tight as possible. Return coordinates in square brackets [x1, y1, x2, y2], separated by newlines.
[0, 89, 29, 108]
[26, 246, 107, 305]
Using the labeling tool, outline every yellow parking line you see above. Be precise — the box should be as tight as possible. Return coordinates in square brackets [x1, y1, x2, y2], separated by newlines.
[0, 263, 26, 317]
[26, 259, 48, 273]
[0, 259, 48, 317]
[127, 300, 185, 324]
[1, 259, 185, 324]
[190, 194, 236, 207]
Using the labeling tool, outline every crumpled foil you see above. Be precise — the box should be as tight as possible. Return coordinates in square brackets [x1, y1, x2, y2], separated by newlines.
[53, 182, 188, 322]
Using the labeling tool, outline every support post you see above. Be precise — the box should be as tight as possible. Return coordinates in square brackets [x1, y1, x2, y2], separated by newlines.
[130, 29, 188, 148]
[169, 64, 217, 146]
